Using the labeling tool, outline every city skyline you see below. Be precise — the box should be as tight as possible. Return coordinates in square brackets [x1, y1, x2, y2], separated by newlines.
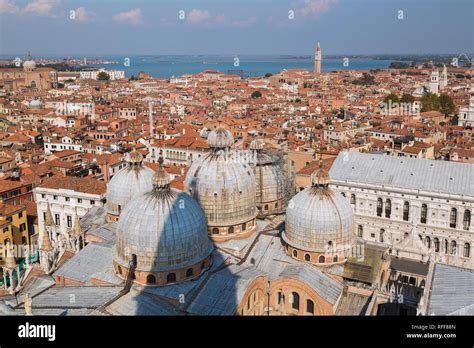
[0, 0, 473, 56]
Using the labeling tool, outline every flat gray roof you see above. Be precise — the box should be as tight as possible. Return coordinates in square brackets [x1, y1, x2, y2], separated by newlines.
[330, 151, 474, 198]
[428, 264, 474, 315]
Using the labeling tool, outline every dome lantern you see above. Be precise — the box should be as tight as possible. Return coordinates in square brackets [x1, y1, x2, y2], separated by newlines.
[207, 127, 234, 150]
[152, 157, 171, 190]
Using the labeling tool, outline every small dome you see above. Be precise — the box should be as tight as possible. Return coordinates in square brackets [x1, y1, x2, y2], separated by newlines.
[125, 148, 144, 164]
[283, 169, 354, 254]
[152, 157, 170, 188]
[105, 152, 154, 219]
[115, 168, 212, 274]
[23, 53, 36, 69]
[207, 127, 234, 149]
[29, 99, 42, 109]
[311, 161, 330, 187]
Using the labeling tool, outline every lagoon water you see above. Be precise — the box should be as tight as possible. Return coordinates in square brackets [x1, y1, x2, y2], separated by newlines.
[88, 55, 393, 78]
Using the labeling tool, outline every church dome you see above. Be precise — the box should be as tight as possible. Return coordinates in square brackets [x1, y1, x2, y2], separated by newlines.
[23, 53, 36, 70]
[283, 162, 354, 264]
[29, 99, 42, 109]
[114, 159, 213, 286]
[105, 148, 154, 221]
[184, 128, 257, 241]
[250, 140, 287, 217]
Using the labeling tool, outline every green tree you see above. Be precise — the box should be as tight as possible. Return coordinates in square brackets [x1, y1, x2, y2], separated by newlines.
[439, 93, 455, 115]
[251, 91, 262, 98]
[97, 72, 110, 81]
[420, 92, 440, 112]
[264, 73, 273, 78]
[400, 93, 415, 104]
[383, 93, 399, 104]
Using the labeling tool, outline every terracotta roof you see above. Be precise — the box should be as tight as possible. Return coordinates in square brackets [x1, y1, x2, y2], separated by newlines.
[38, 176, 106, 195]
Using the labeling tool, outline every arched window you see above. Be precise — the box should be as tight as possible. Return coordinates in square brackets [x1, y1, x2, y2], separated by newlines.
[421, 204, 428, 224]
[277, 291, 284, 305]
[166, 273, 176, 284]
[341, 192, 345, 197]
[434, 238, 440, 252]
[304, 253, 310, 262]
[463, 243, 470, 258]
[444, 239, 448, 254]
[117, 265, 122, 275]
[146, 274, 156, 284]
[275, 202, 278, 208]
[403, 201, 410, 221]
[350, 194, 356, 205]
[186, 268, 194, 278]
[31, 80, 36, 88]
[306, 299, 314, 315]
[425, 236, 431, 249]
[463, 210, 471, 231]
[318, 255, 325, 263]
[380, 229, 385, 243]
[376, 198, 383, 217]
[264, 204, 269, 210]
[212, 227, 219, 235]
[292, 249, 298, 258]
[242, 223, 246, 231]
[333, 255, 338, 262]
[385, 199, 391, 218]
[450, 208, 457, 228]
[228, 226, 234, 234]
[357, 225, 363, 237]
[291, 292, 300, 311]
[450, 240, 457, 255]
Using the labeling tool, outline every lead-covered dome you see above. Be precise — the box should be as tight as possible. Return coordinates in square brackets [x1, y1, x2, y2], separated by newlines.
[250, 139, 286, 217]
[29, 99, 42, 109]
[23, 53, 36, 70]
[283, 161, 354, 265]
[114, 159, 213, 286]
[184, 127, 257, 241]
[105, 148, 154, 221]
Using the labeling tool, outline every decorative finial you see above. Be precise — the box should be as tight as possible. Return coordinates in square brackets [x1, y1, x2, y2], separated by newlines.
[311, 139, 330, 188]
[24, 293, 33, 316]
[4, 242, 17, 269]
[44, 202, 53, 226]
[40, 229, 53, 252]
[73, 207, 81, 236]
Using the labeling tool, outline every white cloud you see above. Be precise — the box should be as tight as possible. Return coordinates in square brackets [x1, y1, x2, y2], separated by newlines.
[295, 0, 338, 18]
[73, 6, 94, 22]
[22, 0, 60, 17]
[113, 8, 142, 26]
[0, 0, 20, 14]
[186, 9, 211, 25]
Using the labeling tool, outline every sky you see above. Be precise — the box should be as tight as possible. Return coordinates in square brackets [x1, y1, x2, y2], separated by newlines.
[0, 0, 473, 56]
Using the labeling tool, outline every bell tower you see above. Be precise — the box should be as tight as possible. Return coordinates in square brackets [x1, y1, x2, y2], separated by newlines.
[314, 42, 321, 74]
